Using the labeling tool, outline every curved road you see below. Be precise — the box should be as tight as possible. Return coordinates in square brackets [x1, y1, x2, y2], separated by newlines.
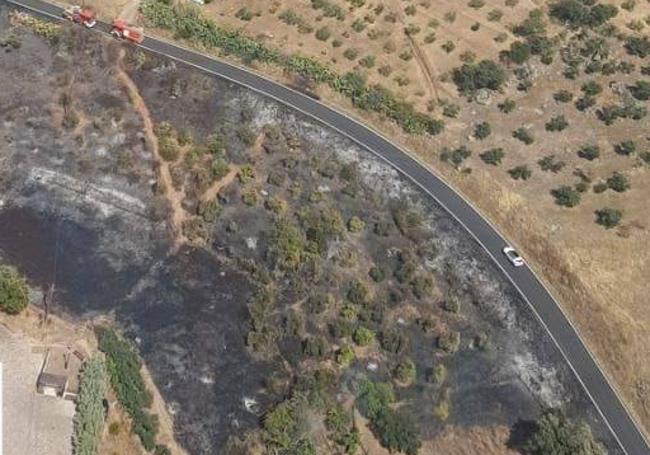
[5, 0, 650, 453]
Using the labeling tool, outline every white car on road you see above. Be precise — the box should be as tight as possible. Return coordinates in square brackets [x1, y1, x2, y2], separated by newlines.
[503, 246, 524, 267]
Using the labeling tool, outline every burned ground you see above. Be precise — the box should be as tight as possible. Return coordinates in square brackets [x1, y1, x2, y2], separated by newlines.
[0, 7, 624, 454]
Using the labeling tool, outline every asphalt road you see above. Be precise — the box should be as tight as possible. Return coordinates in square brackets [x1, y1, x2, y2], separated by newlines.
[4, 0, 650, 453]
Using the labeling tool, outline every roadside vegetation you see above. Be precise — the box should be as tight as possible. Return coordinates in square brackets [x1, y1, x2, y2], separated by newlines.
[73, 358, 109, 455]
[0, 265, 29, 315]
[140, 0, 444, 136]
[96, 327, 169, 454]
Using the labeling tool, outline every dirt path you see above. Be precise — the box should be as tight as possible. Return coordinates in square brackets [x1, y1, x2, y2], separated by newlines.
[390, 0, 440, 101]
[200, 165, 240, 203]
[113, 49, 189, 249]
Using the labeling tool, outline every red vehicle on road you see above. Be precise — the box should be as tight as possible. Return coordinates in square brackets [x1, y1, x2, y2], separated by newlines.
[62, 5, 96, 28]
[110, 18, 144, 44]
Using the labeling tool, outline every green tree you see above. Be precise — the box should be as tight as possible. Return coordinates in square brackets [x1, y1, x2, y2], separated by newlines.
[629, 80, 650, 101]
[0, 265, 29, 315]
[545, 115, 569, 132]
[595, 208, 622, 229]
[577, 144, 600, 161]
[393, 358, 416, 383]
[553, 90, 573, 103]
[353, 327, 375, 346]
[96, 327, 157, 450]
[372, 409, 421, 455]
[356, 379, 395, 420]
[606, 172, 630, 192]
[479, 148, 505, 165]
[581, 81, 602, 97]
[625, 36, 650, 58]
[509, 165, 532, 181]
[452, 60, 506, 95]
[551, 186, 581, 207]
[513, 127, 534, 145]
[336, 345, 355, 366]
[473, 121, 491, 139]
[347, 216, 365, 233]
[73, 358, 109, 455]
[614, 141, 635, 156]
[523, 410, 605, 455]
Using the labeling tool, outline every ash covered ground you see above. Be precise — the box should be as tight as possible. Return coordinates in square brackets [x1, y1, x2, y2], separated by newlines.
[0, 7, 622, 454]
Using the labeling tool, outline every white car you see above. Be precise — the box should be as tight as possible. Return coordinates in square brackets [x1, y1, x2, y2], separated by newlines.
[503, 246, 524, 267]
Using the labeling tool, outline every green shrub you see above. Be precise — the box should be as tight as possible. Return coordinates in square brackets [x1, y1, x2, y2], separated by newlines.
[625, 36, 650, 58]
[427, 364, 447, 385]
[581, 81, 602, 97]
[629, 80, 650, 101]
[442, 103, 460, 118]
[372, 409, 421, 455]
[380, 330, 408, 354]
[577, 144, 600, 161]
[452, 60, 506, 95]
[336, 345, 355, 366]
[498, 99, 516, 113]
[393, 359, 416, 383]
[343, 48, 359, 60]
[479, 148, 505, 165]
[347, 216, 365, 233]
[523, 410, 605, 455]
[263, 396, 315, 453]
[369, 265, 386, 282]
[440, 145, 471, 168]
[509, 165, 532, 181]
[504, 41, 531, 64]
[353, 327, 375, 346]
[545, 115, 569, 132]
[551, 186, 581, 207]
[549, 0, 618, 28]
[0, 265, 29, 315]
[614, 141, 635, 156]
[473, 121, 491, 139]
[487, 9, 503, 22]
[512, 127, 534, 145]
[437, 331, 461, 353]
[315, 26, 331, 41]
[538, 155, 565, 173]
[303, 336, 330, 357]
[575, 96, 596, 111]
[154, 445, 171, 455]
[73, 358, 108, 455]
[268, 218, 306, 271]
[311, 0, 345, 20]
[325, 404, 359, 454]
[96, 328, 157, 451]
[235, 7, 254, 21]
[441, 40, 456, 53]
[410, 275, 432, 299]
[359, 55, 376, 68]
[514, 9, 546, 36]
[553, 90, 573, 103]
[356, 379, 394, 420]
[595, 208, 622, 229]
[606, 172, 630, 192]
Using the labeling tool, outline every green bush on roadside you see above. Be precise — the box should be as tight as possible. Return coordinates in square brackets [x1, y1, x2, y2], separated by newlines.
[96, 327, 158, 451]
[0, 265, 29, 315]
[73, 358, 109, 455]
[139, 0, 444, 136]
